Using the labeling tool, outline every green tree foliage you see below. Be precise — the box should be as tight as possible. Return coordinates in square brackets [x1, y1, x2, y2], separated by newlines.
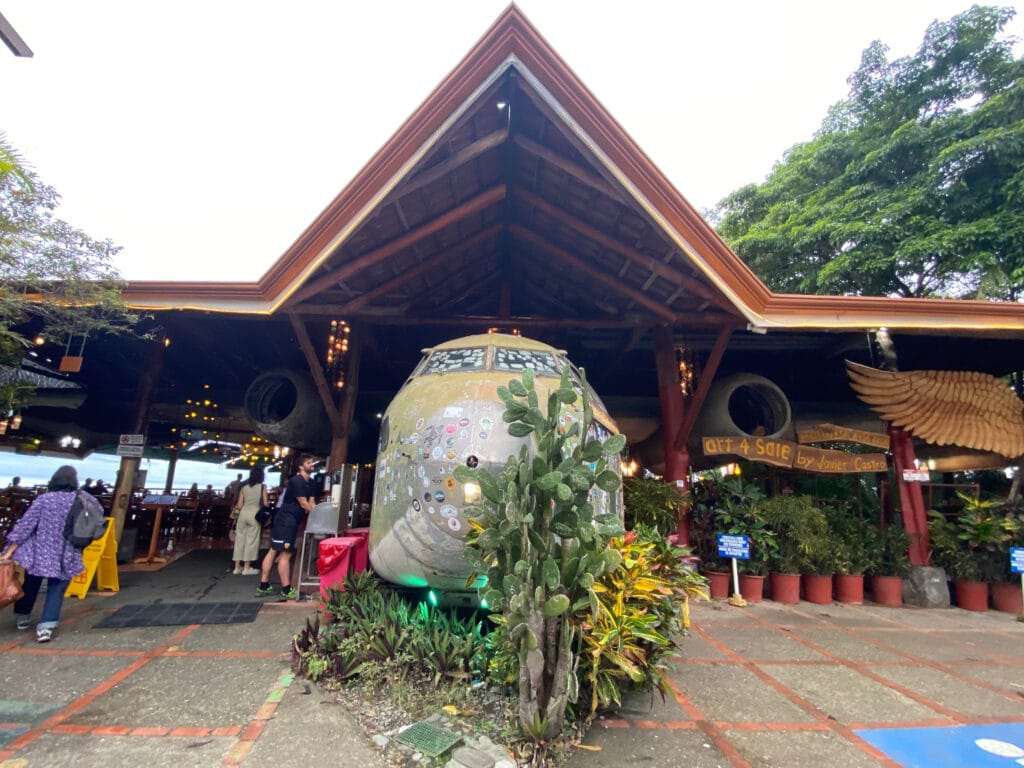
[0, 134, 139, 410]
[714, 6, 1024, 299]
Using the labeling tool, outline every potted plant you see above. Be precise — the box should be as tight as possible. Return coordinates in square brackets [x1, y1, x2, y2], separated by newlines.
[801, 527, 838, 605]
[762, 494, 827, 604]
[927, 496, 1003, 612]
[713, 476, 776, 602]
[827, 506, 880, 605]
[687, 477, 732, 598]
[991, 501, 1024, 618]
[868, 524, 911, 606]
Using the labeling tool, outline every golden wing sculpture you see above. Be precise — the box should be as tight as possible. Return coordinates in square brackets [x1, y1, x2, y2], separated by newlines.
[845, 360, 1024, 458]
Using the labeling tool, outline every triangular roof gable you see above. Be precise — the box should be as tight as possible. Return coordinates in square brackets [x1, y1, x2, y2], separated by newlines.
[123, 5, 1024, 334]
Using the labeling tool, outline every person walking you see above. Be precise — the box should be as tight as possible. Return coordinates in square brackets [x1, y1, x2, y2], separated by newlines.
[231, 467, 267, 575]
[257, 454, 316, 600]
[0, 465, 101, 643]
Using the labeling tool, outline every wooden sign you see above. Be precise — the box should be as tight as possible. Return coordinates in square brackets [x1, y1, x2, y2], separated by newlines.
[794, 445, 887, 474]
[65, 517, 119, 599]
[702, 436, 795, 468]
[702, 436, 887, 474]
[797, 423, 889, 449]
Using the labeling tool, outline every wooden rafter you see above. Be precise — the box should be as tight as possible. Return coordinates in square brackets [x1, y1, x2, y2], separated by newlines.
[330, 224, 504, 314]
[673, 325, 733, 450]
[397, 128, 508, 200]
[287, 185, 507, 306]
[515, 188, 734, 312]
[510, 225, 678, 322]
[287, 313, 343, 432]
[511, 133, 628, 205]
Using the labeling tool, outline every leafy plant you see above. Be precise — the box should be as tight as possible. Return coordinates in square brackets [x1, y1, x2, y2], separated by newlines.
[454, 366, 625, 754]
[712, 476, 776, 576]
[577, 526, 707, 713]
[623, 476, 684, 537]
[826, 506, 880, 576]
[869, 525, 911, 578]
[760, 494, 829, 575]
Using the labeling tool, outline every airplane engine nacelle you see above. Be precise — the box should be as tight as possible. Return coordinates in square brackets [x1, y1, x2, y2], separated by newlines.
[243, 370, 332, 452]
[693, 373, 793, 441]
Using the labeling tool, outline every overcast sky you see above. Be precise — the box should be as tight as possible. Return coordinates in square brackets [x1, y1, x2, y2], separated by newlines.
[2, 1, 1022, 282]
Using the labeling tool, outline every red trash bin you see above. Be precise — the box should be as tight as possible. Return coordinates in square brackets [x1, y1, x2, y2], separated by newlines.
[318, 537, 355, 600]
[344, 528, 370, 574]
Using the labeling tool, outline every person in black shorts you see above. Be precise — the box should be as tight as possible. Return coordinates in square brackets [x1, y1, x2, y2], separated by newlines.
[256, 454, 317, 599]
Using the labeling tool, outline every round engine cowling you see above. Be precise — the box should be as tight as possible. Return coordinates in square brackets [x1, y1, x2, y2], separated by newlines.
[243, 370, 332, 452]
[693, 373, 793, 441]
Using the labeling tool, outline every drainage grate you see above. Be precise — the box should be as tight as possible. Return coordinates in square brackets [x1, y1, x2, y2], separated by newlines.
[394, 721, 463, 757]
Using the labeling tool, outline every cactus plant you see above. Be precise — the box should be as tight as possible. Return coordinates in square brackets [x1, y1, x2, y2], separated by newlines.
[455, 367, 624, 751]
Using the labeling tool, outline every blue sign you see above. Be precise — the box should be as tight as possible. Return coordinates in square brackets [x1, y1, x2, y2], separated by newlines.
[857, 723, 1024, 767]
[717, 533, 750, 560]
[1011, 548, 1024, 574]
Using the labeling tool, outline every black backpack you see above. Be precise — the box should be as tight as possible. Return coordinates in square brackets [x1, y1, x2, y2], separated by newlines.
[63, 492, 108, 549]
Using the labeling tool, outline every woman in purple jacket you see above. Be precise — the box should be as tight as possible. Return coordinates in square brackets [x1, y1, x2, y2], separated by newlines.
[0, 465, 99, 643]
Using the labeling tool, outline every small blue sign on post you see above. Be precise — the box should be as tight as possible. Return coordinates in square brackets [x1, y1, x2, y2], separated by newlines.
[1011, 547, 1024, 574]
[717, 534, 750, 560]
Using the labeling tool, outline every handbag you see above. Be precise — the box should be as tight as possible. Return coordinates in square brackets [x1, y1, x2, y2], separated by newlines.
[255, 505, 273, 525]
[0, 562, 24, 610]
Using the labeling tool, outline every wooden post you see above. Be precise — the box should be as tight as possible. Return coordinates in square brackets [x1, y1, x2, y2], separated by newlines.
[163, 447, 178, 495]
[652, 325, 691, 543]
[889, 427, 931, 566]
[110, 335, 166, 554]
[328, 328, 362, 473]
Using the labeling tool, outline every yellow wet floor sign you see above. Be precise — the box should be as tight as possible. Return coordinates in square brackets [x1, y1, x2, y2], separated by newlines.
[65, 517, 119, 599]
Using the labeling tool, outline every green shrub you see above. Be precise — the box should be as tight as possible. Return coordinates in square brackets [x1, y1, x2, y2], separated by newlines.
[623, 476, 683, 537]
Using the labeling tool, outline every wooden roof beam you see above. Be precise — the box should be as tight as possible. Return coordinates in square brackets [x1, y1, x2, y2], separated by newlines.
[396, 128, 508, 200]
[287, 185, 507, 306]
[511, 133, 628, 205]
[515, 187, 735, 312]
[331, 224, 504, 314]
[510, 225, 678, 323]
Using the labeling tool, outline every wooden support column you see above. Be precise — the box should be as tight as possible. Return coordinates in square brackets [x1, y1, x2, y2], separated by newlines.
[111, 335, 166, 553]
[329, 327, 362, 475]
[163, 447, 178, 494]
[673, 326, 734, 451]
[652, 325, 690, 542]
[889, 427, 931, 566]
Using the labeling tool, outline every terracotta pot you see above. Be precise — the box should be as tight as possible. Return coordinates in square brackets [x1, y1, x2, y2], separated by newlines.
[991, 581, 1023, 613]
[953, 580, 989, 612]
[769, 572, 800, 604]
[739, 574, 765, 603]
[802, 574, 833, 604]
[704, 570, 731, 600]
[834, 574, 864, 605]
[870, 575, 903, 607]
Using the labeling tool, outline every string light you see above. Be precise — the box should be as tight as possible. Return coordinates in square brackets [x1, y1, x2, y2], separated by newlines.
[676, 345, 698, 398]
[326, 319, 350, 390]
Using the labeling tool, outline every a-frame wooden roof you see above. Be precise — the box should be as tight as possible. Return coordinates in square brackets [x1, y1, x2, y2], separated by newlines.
[122, 5, 1024, 336]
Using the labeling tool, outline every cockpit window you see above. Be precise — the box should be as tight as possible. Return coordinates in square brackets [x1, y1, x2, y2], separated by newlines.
[494, 348, 560, 375]
[420, 347, 486, 374]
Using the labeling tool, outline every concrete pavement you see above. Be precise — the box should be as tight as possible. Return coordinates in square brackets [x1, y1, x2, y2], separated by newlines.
[3, 549, 1024, 767]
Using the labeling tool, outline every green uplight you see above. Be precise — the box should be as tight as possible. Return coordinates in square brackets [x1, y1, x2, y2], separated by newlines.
[480, 596, 489, 609]
[427, 590, 438, 606]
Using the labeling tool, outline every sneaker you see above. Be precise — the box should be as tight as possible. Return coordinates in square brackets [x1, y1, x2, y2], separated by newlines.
[241, 568, 259, 576]
[232, 567, 243, 575]
[280, 587, 298, 600]
[256, 585, 275, 597]
[36, 628, 52, 643]
[15, 618, 31, 631]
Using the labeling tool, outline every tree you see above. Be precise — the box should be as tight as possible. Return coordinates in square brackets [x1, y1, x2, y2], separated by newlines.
[713, 6, 1024, 299]
[0, 134, 139, 411]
